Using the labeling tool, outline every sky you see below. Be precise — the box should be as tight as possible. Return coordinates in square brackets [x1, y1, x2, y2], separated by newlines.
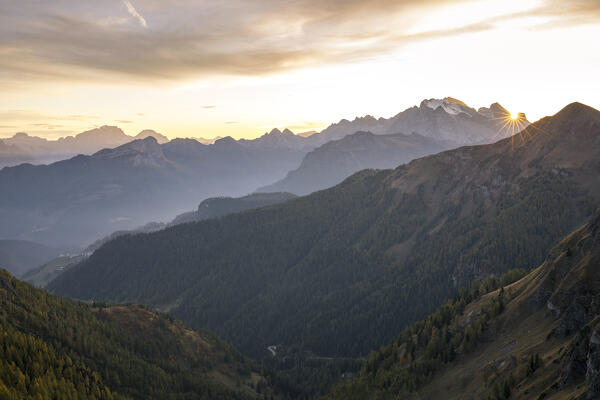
[1, 0, 599, 140]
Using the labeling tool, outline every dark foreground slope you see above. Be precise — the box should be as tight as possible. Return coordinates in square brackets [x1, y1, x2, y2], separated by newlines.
[328, 207, 600, 400]
[0, 270, 270, 399]
[50, 103, 600, 358]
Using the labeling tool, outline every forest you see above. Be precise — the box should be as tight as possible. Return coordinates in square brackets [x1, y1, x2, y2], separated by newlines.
[0, 269, 269, 400]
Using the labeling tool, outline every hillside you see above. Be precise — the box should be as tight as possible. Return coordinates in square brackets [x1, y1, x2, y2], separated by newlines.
[49, 103, 600, 360]
[328, 207, 600, 400]
[258, 131, 452, 195]
[22, 254, 85, 288]
[24, 193, 297, 288]
[171, 192, 298, 225]
[0, 269, 270, 399]
[0, 240, 60, 277]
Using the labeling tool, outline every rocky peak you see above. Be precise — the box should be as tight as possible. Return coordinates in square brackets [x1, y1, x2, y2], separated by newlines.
[76, 125, 127, 140]
[213, 136, 238, 146]
[420, 98, 472, 116]
[92, 136, 167, 167]
[135, 129, 169, 144]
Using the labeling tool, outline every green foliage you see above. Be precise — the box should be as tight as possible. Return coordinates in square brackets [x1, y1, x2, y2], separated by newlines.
[326, 269, 524, 399]
[260, 345, 363, 400]
[50, 166, 597, 359]
[0, 270, 264, 399]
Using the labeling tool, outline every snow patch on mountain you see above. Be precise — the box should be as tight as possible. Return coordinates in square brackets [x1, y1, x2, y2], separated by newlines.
[422, 98, 471, 116]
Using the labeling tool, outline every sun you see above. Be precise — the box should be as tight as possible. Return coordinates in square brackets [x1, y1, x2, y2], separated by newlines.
[510, 111, 520, 120]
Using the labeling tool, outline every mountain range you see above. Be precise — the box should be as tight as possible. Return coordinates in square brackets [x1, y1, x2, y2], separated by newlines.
[0, 97, 525, 249]
[306, 97, 529, 147]
[259, 98, 530, 195]
[0, 132, 306, 247]
[258, 131, 454, 195]
[48, 102, 600, 363]
[0, 126, 169, 167]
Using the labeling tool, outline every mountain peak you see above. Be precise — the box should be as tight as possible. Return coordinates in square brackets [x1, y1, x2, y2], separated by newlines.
[214, 136, 237, 146]
[92, 136, 166, 167]
[554, 102, 600, 121]
[76, 125, 127, 140]
[135, 129, 169, 144]
[268, 128, 282, 135]
[442, 97, 468, 107]
[420, 98, 472, 116]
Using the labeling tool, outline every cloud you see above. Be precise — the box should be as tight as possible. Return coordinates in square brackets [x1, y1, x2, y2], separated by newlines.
[202, 105, 216, 109]
[0, 110, 98, 122]
[116, 119, 133, 123]
[224, 121, 239, 124]
[0, 0, 597, 88]
[29, 123, 64, 129]
[122, 0, 147, 28]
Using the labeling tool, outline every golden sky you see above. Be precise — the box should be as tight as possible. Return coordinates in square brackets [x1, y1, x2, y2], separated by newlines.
[1, 0, 599, 140]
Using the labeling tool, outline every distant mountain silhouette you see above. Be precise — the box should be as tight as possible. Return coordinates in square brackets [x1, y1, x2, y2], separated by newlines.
[258, 131, 453, 195]
[0, 126, 170, 167]
[0, 132, 307, 247]
[306, 97, 529, 147]
[0, 138, 33, 167]
[258, 98, 530, 195]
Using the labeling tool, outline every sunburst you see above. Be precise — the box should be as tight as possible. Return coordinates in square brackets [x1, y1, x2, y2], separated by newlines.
[488, 109, 531, 150]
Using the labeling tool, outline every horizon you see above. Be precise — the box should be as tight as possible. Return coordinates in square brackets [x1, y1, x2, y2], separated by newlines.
[0, 98, 591, 142]
[1, 0, 599, 140]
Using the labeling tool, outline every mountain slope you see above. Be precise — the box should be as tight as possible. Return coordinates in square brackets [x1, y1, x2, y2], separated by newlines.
[49, 103, 600, 359]
[258, 131, 453, 195]
[23, 193, 297, 288]
[0, 240, 59, 277]
[328, 207, 600, 400]
[171, 192, 298, 225]
[0, 269, 271, 399]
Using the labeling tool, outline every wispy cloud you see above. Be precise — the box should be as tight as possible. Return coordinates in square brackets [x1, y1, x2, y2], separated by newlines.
[0, 0, 597, 87]
[202, 105, 216, 109]
[122, 0, 147, 28]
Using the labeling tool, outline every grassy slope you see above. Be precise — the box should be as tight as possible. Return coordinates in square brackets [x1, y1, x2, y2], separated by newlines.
[0, 270, 270, 399]
[328, 208, 600, 400]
